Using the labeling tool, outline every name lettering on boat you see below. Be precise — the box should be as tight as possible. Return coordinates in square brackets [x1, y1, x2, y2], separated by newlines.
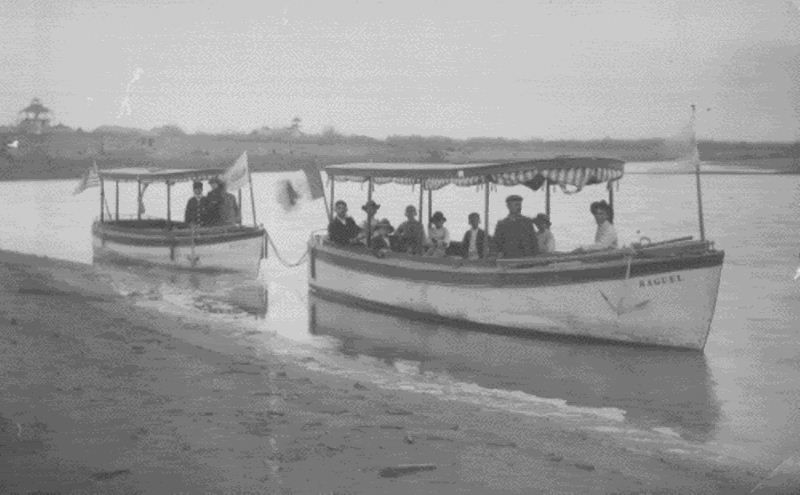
[639, 274, 683, 288]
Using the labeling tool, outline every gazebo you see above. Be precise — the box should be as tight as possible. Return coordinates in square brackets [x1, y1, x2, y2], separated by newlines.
[18, 98, 52, 134]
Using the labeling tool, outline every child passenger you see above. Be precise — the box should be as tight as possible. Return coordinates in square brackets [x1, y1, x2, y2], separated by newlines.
[424, 211, 449, 257]
[461, 212, 487, 259]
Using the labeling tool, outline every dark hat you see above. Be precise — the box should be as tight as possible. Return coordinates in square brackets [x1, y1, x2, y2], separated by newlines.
[506, 194, 523, 203]
[362, 199, 380, 211]
[375, 218, 394, 233]
[533, 213, 551, 227]
[431, 211, 446, 223]
[192, 181, 203, 190]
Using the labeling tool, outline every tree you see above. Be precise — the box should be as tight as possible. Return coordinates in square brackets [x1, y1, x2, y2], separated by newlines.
[290, 116, 302, 130]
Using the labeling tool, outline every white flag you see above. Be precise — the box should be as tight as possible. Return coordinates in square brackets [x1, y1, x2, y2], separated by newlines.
[221, 151, 249, 191]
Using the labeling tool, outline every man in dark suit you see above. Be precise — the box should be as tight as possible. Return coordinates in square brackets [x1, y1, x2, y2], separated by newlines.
[184, 181, 206, 226]
[328, 200, 361, 245]
[493, 195, 539, 258]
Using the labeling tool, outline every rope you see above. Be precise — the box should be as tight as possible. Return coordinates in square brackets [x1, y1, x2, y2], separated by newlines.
[266, 233, 309, 268]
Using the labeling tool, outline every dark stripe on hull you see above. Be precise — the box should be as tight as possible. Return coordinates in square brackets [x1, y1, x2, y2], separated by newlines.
[308, 286, 701, 350]
[93, 222, 265, 247]
[312, 246, 724, 288]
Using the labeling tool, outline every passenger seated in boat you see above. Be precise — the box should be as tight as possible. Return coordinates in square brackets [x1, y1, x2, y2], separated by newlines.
[394, 205, 425, 255]
[424, 211, 450, 257]
[217, 179, 241, 226]
[370, 218, 394, 251]
[328, 200, 361, 245]
[573, 200, 618, 252]
[461, 212, 487, 259]
[493, 195, 539, 258]
[355, 199, 380, 244]
[203, 177, 223, 225]
[184, 181, 207, 227]
[532, 213, 556, 254]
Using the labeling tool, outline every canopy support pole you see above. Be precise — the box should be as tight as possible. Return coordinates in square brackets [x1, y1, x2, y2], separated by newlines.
[115, 181, 119, 221]
[367, 178, 374, 247]
[137, 180, 142, 221]
[483, 181, 490, 234]
[545, 179, 551, 218]
[418, 182, 424, 226]
[608, 182, 614, 216]
[427, 190, 432, 226]
[100, 178, 105, 223]
[166, 182, 172, 229]
[329, 179, 335, 222]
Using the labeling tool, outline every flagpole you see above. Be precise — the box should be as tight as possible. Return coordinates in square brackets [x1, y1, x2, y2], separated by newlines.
[247, 154, 258, 226]
[691, 104, 706, 242]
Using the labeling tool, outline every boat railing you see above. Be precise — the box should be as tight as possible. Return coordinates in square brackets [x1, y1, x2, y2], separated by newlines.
[318, 233, 716, 270]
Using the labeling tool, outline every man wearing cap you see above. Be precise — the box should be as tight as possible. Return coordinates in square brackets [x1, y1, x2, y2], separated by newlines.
[493, 195, 539, 258]
[395, 205, 425, 255]
[184, 181, 207, 227]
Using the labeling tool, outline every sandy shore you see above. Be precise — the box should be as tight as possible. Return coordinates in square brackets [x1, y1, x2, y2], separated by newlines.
[0, 250, 774, 493]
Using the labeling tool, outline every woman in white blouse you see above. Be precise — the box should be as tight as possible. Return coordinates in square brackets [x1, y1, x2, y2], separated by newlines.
[574, 200, 617, 252]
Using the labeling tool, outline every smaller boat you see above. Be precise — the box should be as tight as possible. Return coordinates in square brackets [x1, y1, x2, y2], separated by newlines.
[91, 167, 266, 276]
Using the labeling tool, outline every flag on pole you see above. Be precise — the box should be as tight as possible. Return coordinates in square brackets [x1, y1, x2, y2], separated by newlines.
[221, 151, 249, 191]
[276, 162, 326, 212]
[301, 161, 326, 200]
[73, 161, 100, 195]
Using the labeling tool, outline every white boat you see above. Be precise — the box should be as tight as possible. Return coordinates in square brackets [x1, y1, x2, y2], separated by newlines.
[308, 158, 724, 350]
[91, 167, 266, 276]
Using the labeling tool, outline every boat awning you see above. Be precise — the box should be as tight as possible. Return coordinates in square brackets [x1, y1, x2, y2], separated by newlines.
[98, 168, 226, 184]
[325, 158, 624, 191]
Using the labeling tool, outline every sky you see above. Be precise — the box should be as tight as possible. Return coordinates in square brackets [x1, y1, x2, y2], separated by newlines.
[1, 0, 799, 141]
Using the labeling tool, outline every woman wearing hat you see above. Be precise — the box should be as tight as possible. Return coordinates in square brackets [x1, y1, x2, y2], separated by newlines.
[370, 218, 395, 251]
[574, 200, 617, 252]
[424, 211, 450, 257]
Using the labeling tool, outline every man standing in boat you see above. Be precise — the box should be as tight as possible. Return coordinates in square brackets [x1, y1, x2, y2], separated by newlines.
[184, 181, 207, 227]
[205, 177, 240, 226]
[218, 180, 241, 225]
[493, 195, 539, 258]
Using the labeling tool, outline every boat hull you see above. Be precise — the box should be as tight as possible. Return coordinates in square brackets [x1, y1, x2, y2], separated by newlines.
[308, 239, 724, 350]
[92, 221, 265, 277]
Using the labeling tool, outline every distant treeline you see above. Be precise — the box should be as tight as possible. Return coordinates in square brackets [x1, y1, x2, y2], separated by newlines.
[1, 127, 797, 181]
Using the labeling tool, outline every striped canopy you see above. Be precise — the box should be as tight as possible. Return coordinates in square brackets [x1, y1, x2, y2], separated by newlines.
[326, 158, 624, 191]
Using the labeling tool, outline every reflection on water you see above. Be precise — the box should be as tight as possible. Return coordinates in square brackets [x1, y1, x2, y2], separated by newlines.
[309, 294, 721, 441]
[93, 258, 268, 318]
